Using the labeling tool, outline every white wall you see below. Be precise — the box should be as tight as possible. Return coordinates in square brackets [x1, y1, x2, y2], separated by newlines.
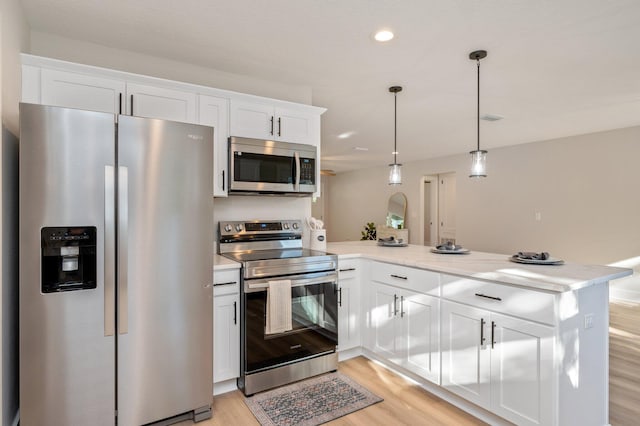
[327, 126, 640, 299]
[30, 32, 312, 105]
[1, 0, 29, 423]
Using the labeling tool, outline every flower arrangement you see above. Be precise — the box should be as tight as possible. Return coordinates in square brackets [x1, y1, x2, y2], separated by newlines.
[360, 222, 377, 241]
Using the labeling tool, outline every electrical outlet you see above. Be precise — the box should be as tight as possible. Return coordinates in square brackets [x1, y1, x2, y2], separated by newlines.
[535, 211, 542, 221]
[584, 313, 595, 329]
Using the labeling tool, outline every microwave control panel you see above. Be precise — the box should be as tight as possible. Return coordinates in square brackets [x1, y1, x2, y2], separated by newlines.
[300, 158, 315, 185]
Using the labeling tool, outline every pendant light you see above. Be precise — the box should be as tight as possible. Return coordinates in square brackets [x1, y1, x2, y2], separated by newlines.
[469, 50, 488, 178]
[388, 85, 403, 185]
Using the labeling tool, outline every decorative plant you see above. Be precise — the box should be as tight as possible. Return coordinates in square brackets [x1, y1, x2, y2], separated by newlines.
[360, 222, 377, 241]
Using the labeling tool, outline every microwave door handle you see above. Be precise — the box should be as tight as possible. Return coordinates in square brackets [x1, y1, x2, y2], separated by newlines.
[294, 151, 301, 192]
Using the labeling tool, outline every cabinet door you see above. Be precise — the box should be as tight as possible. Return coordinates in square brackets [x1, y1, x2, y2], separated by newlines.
[274, 106, 317, 144]
[213, 293, 240, 383]
[41, 68, 124, 114]
[337, 272, 360, 351]
[229, 100, 274, 139]
[441, 301, 491, 409]
[199, 95, 230, 197]
[490, 313, 554, 426]
[371, 282, 401, 363]
[126, 83, 197, 123]
[401, 291, 440, 384]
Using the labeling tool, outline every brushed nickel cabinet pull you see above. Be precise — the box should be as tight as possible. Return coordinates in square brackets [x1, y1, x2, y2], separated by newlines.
[339, 268, 356, 272]
[480, 318, 486, 346]
[390, 274, 407, 280]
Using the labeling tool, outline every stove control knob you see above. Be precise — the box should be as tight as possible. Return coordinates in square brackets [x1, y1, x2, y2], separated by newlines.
[292, 222, 299, 230]
[224, 224, 232, 232]
[235, 224, 243, 232]
[283, 223, 290, 230]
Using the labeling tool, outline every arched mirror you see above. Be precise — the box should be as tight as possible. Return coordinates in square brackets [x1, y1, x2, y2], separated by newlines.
[386, 192, 407, 229]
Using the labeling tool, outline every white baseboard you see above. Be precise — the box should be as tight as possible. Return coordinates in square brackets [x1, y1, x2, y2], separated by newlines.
[213, 378, 238, 396]
[337, 346, 362, 362]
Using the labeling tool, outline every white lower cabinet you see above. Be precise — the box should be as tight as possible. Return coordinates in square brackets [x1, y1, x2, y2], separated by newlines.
[441, 300, 554, 426]
[213, 270, 240, 388]
[371, 281, 440, 384]
[337, 260, 361, 352]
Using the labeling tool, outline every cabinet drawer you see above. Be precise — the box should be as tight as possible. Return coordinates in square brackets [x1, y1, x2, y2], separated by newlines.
[441, 274, 556, 325]
[371, 262, 439, 296]
[338, 259, 359, 279]
[213, 269, 240, 296]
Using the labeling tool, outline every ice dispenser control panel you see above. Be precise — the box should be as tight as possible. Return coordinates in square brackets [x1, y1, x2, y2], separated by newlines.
[41, 227, 97, 293]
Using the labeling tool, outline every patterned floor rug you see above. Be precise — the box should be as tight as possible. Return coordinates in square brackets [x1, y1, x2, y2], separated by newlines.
[244, 372, 383, 426]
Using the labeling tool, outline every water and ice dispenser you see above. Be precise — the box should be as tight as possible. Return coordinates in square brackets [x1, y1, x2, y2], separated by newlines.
[41, 227, 97, 293]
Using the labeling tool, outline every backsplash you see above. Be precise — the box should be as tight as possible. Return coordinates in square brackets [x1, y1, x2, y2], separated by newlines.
[213, 196, 312, 248]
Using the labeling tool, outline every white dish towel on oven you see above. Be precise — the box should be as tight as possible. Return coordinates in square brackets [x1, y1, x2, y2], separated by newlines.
[265, 279, 293, 335]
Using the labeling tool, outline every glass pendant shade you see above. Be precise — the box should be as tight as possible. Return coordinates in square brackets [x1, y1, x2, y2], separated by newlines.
[469, 150, 487, 178]
[389, 163, 402, 185]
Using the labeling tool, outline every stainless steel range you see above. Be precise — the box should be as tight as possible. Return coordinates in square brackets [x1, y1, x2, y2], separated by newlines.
[218, 220, 338, 395]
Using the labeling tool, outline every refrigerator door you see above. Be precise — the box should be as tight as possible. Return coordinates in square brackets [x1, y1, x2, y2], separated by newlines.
[116, 115, 214, 425]
[19, 103, 116, 425]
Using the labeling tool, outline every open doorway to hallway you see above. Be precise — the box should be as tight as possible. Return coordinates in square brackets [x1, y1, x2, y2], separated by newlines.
[419, 172, 457, 246]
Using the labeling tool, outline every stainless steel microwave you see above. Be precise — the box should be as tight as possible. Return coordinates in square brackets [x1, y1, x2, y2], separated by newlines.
[228, 136, 317, 195]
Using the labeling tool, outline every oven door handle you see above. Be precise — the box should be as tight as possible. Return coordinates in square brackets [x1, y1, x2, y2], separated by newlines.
[246, 272, 338, 292]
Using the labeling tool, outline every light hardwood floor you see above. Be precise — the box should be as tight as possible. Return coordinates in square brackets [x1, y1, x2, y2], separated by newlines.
[609, 300, 640, 426]
[182, 356, 485, 426]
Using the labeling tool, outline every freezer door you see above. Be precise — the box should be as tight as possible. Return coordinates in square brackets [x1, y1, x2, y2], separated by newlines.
[19, 103, 116, 425]
[117, 115, 214, 425]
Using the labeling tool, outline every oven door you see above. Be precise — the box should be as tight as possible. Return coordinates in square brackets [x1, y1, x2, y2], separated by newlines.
[242, 271, 338, 374]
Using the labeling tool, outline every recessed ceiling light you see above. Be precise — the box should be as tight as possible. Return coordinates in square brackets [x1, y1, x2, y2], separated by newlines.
[374, 30, 394, 42]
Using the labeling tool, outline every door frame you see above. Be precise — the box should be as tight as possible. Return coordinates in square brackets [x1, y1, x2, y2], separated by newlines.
[418, 175, 439, 246]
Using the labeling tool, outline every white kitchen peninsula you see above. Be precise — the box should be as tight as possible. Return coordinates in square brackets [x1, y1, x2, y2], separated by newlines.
[327, 241, 632, 426]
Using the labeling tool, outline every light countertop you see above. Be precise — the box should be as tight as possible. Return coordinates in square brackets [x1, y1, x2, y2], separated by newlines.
[327, 241, 632, 293]
[213, 254, 240, 271]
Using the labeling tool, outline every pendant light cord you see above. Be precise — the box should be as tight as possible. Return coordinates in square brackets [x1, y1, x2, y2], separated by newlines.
[394, 91, 398, 164]
[476, 58, 480, 152]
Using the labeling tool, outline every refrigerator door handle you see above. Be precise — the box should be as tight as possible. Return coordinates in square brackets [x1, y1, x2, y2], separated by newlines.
[118, 166, 129, 335]
[104, 166, 115, 336]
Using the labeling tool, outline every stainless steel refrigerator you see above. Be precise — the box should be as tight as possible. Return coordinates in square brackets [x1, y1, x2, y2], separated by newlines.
[19, 103, 214, 425]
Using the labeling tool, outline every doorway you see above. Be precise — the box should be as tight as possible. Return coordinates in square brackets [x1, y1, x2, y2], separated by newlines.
[419, 172, 457, 246]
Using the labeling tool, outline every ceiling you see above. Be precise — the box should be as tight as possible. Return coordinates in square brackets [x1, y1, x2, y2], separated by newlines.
[20, 0, 640, 173]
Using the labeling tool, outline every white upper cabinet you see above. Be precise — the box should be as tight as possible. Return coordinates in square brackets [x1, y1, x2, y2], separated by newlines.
[230, 99, 319, 145]
[40, 68, 124, 114]
[22, 54, 325, 198]
[199, 95, 230, 197]
[125, 83, 197, 123]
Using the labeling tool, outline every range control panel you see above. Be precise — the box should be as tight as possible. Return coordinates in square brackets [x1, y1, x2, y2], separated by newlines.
[219, 220, 303, 238]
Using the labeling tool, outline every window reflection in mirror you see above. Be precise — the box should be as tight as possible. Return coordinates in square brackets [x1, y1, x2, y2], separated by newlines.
[386, 192, 407, 229]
